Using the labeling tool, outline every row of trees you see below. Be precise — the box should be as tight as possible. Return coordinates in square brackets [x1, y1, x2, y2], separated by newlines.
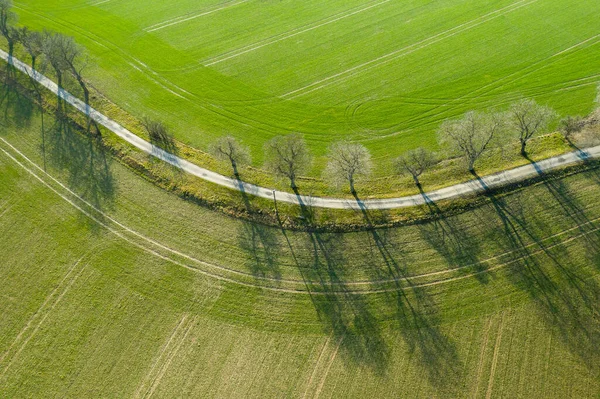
[0, 0, 592, 195]
[0, 0, 88, 106]
[208, 98, 589, 194]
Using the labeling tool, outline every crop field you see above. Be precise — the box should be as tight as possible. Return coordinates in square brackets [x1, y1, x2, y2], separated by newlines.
[1, 83, 600, 397]
[11, 0, 600, 168]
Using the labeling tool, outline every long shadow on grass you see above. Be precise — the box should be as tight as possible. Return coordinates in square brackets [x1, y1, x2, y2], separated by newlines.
[274, 190, 390, 374]
[0, 63, 34, 129]
[45, 107, 115, 231]
[414, 186, 488, 284]
[352, 193, 463, 393]
[235, 178, 281, 280]
[485, 186, 600, 374]
[540, 174, 600, 255]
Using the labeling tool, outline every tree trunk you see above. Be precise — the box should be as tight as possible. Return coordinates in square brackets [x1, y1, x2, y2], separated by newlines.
[412, 174, 421, 188]
[520, 140, 527, 157]
[231, 159, 239, 177]
[468, 158, 476, 175]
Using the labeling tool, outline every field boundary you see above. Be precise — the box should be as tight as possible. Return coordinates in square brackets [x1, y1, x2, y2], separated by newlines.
[3, 135, 600, 295]
[2, 50, 600, 211]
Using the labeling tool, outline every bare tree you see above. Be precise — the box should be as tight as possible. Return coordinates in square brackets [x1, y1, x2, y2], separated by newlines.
[324, 141, 372, 194]
[394, 147, 437, 187]
[558, 115, 585, 142]
[264, 133, 312, 190]
[42, 31, 70, 88]
[0, 0, 18, 55]
[508, 99, 556, 156]
[209, 135, 250, 177]
[18, 27, 43, 70]
[438, 111, 505, 174]
[142, 118, 177, 154]
[55, 34, 89, 106]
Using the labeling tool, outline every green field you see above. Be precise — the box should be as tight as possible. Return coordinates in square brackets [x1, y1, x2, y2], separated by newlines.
[10, 0, 600, 171]
[2, 82, 600, 397]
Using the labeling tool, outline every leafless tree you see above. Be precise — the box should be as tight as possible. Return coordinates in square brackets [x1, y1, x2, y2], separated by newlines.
[324, 141, 372, 194]
[508, 99, 556, 156]
[209, 135, 250, 177]
[394, 147, 437, 187]
[558, 115, 585, 142]
[18, 27, 43, 70]
[438, 111, 505, 174]
[0, 0, 18, 55]
[56, 34, 89, 106]
[142, 118, 177, 154]
[41, 31, 70, 88]
[264, 133, 311, 190]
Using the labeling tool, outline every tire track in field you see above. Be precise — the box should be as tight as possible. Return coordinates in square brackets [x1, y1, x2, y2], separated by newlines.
[203, 0, 392, 66]
[2, 138, 600, 295]
[485, 312, 507, 399]
[397, 33, 600, 132]
[282, 0, 538, 99]
[472, 318, 493, 399]
[0, 197, 13, 219]
[14, 4, 283, 131]
[143, 316, 197, 399]
[302, 333, 333, 399]
[313, 335, 344, 399]
[0, 257, 87, 382]
[145, 0, 252, 33]
[134, 314, 194, 399]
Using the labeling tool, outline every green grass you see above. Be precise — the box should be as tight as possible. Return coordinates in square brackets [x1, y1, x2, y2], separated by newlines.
[1, 82, 600, 397]
[10, 0, 600, 175]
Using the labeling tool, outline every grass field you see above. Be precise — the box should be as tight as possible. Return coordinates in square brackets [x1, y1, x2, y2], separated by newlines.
[10, 0, 600, 172]
[2, 84, 600, 397]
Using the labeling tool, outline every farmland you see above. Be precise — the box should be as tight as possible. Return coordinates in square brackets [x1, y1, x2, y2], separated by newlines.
[1, 84, 600, 397]
[10, 0, 600, 170]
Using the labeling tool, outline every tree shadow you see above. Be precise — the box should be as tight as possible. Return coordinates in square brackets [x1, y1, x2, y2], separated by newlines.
[485, 187, 600, 374]
[414, 186, 488, 284]
[235, 178, 281, 280]
[45, 107, 115, 231]
[331, 192, 464, 392]
[0, 62, 34, 129]
[269, 191, 390, 373]
[524, 155, 600, 256]
[541, 175, 600, 255]
[299, 228, 390, 374]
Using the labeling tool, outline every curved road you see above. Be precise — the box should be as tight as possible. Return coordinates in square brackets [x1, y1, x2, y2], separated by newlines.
[4, 49, 599, 210]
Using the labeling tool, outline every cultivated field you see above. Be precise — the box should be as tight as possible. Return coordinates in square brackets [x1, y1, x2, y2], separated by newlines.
[1, 82, 600, 397]
[11, 0, 600, 168]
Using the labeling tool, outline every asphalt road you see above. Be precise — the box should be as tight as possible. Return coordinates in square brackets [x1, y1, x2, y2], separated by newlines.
[4, 49, 598, 210]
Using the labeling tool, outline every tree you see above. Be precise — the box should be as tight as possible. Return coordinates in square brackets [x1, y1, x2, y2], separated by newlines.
[209, 136, 250, 177]
[264, 133, 311, 190]
[508, 99, 556, 156]
[142, 118, 177, 154]
[18, 27, 43, 70]
[394, 147, 437, 187]
[324, 141, 372, 194]
[42, 31, 70, 88]
[558, 115, 585, 142]
[438, 111, 505, 174]
[0, 0, 18, 55]
[52, 33, 89, 106]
